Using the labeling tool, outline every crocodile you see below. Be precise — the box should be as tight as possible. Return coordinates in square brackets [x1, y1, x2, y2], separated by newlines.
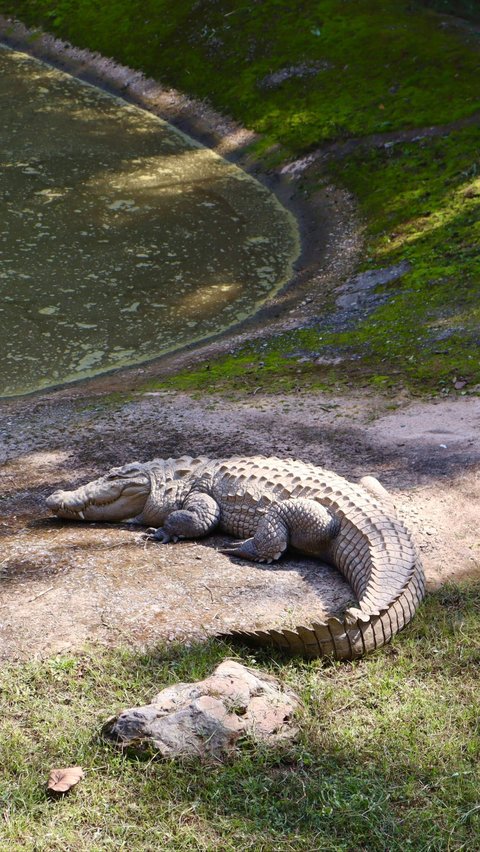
[46, 455, 425, 659]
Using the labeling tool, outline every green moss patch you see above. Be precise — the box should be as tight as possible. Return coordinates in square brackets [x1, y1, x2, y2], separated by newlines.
[323, 126, 480, 391]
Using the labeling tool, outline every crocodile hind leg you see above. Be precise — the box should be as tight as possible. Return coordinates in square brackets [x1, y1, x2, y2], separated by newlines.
[147, 492, 220, 543]
[359, 475, 390, 502]
[359, 474, 397, 512]
[224, 498, 340, 563]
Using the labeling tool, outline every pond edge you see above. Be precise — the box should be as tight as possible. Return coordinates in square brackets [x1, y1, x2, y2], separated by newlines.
[0, 14, 362, 401]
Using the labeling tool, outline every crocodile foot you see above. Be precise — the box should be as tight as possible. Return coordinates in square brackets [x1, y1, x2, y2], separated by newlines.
[221, 538, 283, 564]
[142, 527, 178, 544]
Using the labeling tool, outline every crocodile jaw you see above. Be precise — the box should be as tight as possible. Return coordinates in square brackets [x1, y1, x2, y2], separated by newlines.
[46, 463, 151, 522]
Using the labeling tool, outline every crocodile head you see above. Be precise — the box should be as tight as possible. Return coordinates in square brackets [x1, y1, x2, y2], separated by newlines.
[46, 462, 151, 522]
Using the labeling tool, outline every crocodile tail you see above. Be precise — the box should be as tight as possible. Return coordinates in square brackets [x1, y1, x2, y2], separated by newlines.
[223, 553, 425, 660]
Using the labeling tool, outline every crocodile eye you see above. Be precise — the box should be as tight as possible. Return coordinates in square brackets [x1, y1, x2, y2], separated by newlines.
[104, 464, 144, 481]
[123, 464, 143, 475]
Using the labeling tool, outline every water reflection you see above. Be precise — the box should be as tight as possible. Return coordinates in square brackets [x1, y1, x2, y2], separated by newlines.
[0, 46, 299, 397]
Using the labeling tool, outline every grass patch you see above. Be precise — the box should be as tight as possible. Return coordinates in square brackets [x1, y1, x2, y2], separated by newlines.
[142, 343, 343, 396]
[0, 582, 478, 850]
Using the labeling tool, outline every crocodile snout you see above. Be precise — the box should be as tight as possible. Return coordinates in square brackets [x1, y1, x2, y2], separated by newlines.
[46, 489, 86, 514]
[45, 491, 61, 511]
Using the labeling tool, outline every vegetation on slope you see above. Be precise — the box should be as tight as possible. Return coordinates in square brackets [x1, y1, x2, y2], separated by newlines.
[326, 127, 480, 389]
[1, 0, 480, 393]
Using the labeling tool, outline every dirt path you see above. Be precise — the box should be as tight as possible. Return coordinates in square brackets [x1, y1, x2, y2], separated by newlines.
[1, 388, 478, 660]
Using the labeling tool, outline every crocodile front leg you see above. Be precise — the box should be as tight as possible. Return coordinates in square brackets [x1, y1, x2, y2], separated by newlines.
[149, 492, 221, 543]
[225, 498, 340, 563]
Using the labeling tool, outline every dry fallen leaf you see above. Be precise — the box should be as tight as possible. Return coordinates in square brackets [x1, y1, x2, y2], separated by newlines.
[47, 766, 85, 794]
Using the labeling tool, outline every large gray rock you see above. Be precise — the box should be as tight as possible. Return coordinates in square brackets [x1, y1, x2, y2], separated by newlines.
[103, 660, 300, 759]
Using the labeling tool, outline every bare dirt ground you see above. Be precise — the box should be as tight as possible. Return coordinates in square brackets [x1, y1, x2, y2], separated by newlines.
[1, 388, 478, 661]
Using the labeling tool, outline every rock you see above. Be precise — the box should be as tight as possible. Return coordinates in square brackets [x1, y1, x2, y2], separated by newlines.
[257, 61, 332, 90]
[102, 660, 300, 759]
[335, 261, 411, 310]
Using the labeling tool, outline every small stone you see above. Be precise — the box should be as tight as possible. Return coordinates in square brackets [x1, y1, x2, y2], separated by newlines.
[102, 660, 300, 760]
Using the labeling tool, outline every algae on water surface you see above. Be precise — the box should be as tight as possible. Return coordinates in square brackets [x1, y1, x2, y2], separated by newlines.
[0, 45, 299, 397]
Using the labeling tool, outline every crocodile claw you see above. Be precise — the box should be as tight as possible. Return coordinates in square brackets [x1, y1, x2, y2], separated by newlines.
[142, 527, 174, 544]
[221, 542, 271, 563]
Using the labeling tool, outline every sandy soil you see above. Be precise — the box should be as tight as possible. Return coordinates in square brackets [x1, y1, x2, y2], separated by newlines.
[1, 388, 478, 661]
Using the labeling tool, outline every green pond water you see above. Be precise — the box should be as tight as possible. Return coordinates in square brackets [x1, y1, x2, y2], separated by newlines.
[0, 46, 299, 397]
